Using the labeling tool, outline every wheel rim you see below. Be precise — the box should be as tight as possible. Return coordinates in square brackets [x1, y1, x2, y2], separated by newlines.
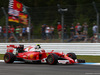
[47, 55, 54, 64]
[4, 54, 10, 62]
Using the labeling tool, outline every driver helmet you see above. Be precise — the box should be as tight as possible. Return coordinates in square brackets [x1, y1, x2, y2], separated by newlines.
[35, 44, 41, 49]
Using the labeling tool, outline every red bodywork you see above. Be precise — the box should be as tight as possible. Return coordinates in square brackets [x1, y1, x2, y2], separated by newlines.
[6, 45, 77, 64]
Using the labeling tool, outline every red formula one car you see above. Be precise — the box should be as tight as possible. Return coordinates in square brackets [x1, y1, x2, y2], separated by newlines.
[4, 44, 85, 65]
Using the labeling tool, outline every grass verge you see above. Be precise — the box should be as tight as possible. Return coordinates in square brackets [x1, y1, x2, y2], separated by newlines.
[0, 54, 4, 60]
[0, 54, 100, 63]
[77, 55, 100, 63]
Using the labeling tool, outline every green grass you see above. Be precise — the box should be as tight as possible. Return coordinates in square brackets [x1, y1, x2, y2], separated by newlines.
[0, 54, 4, 60]
[77, 55, 100, 63]
[0, 54, 100, 63]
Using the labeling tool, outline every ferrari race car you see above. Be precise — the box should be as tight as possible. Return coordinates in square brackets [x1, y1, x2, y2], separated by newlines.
[4, 44, 85, 65]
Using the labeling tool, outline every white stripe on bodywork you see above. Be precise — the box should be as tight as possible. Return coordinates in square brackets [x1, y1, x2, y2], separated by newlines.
[58, 60, 69, 64]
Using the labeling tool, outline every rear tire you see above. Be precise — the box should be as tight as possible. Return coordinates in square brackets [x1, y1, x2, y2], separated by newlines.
[67, 53, 77, 60]
[4, 52, 15, 63]
[47, 53, 58, 65]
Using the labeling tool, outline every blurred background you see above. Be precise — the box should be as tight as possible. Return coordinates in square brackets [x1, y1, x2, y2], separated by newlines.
[0, 0, 100, 43]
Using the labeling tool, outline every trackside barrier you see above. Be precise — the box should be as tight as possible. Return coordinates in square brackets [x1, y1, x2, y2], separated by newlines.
[0, 43, 100, 55]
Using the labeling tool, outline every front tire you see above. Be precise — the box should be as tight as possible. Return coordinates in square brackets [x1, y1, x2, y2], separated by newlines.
[67, 53, 77, 60]
[47, 53, 58, 65]
[4, 52, 15, 63]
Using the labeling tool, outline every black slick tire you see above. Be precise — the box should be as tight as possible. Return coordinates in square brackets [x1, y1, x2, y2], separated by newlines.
[47, 53, 58, 65]
[4, 52, 15, 63]
[67, 53, 77, 60]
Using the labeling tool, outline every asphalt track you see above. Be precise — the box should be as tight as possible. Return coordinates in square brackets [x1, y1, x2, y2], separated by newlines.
[0, 62, 100, 75]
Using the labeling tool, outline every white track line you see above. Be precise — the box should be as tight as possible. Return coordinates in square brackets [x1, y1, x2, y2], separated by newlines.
[76, 63, 100, 65]
[0, 60, 24, 63]
[0, 60, 4, 62]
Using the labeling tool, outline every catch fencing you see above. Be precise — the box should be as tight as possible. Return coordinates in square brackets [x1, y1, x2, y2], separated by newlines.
[0, 43, 100, 55]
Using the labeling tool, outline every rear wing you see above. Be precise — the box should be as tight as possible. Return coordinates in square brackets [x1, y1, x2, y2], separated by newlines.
[7, 45, 24, 53]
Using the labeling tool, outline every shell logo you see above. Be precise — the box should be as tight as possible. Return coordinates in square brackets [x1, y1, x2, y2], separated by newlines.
[30, 54, 34, 59]
[17, 3, 21, 8]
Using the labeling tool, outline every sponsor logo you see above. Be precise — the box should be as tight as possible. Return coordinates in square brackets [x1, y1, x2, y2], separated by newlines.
[58, 60, 69, 64]
[7, 47, 13, 50]
[41, 58, 46, 63]
[30, 54, 34, 59]
[46, 53, 49, 56]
